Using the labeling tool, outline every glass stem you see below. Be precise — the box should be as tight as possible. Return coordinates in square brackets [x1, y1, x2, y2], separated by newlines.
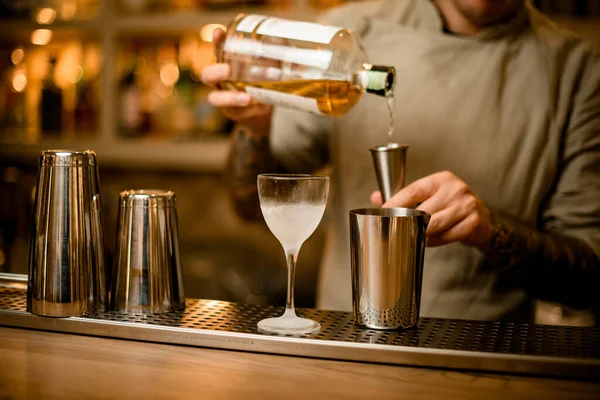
[285, 250, 298, 314]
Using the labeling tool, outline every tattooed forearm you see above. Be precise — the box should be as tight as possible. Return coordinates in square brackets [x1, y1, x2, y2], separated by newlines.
[483, 213, 600, 308]
[226, 124, 278, 221]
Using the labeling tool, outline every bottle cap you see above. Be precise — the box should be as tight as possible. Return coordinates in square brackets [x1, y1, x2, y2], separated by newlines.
[363, 64, 396, 96]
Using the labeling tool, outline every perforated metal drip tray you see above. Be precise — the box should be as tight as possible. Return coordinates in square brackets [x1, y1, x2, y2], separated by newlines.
[1, 279, 599, 380]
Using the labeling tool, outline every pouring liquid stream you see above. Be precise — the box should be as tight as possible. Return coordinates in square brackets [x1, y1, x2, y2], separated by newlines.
[386, 89, 395, 147]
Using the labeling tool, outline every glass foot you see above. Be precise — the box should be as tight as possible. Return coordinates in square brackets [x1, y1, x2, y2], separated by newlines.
[257, 309, 321, 335]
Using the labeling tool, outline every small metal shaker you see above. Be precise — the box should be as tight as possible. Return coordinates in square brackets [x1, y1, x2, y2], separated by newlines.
[370, 144, 408, 203]
[27, 150, 107, 317]
[110, 190, 185, 314]
[350, 208, 430, 329]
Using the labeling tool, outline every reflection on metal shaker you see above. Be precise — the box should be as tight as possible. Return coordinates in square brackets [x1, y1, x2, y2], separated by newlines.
[110, 190, 185, 314]
[27, 150, 107, 317]
[350, 208, 429, 329]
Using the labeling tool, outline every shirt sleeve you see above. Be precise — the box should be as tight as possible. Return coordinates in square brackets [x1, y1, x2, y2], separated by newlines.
[270, 107, 332, 173]
[484, 42, 600, 310]
[541, 44, 600, 257]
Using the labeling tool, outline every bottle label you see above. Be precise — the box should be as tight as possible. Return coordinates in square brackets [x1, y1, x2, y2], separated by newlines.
[257, 17, 342, 44]
[245, 86, 321, 115]
[236, 14, 268, 33]
[223, 38, 333, 70]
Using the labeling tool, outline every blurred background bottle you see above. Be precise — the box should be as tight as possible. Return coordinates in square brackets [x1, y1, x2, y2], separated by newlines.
[119, 58, 144, 137]
[74, 70, 98, 133]
[40, 57, 63, 136]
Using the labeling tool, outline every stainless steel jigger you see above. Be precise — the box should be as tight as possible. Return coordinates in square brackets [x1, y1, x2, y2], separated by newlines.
[27, 150, 107, 317]
[350, 208, 430, 329]
[110, 190, 185, 314]
[370, 144, 408, 203]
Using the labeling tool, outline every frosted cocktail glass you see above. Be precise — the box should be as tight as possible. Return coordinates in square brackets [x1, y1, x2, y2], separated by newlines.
[257, 174, 329, 334]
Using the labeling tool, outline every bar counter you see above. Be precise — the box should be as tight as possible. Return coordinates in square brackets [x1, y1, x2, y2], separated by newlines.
[1, 326, 599, 400]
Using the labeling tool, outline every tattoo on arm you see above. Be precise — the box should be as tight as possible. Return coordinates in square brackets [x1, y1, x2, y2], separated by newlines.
[226, 124, 278, 221]
[484, 213, 600, 308]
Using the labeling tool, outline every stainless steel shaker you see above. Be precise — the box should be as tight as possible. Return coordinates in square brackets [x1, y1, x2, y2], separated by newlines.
[350, 207, 430, 329]
[110, 190, 185, 314]
[27, 150, 107, 317]
[370, 144, 408, 203]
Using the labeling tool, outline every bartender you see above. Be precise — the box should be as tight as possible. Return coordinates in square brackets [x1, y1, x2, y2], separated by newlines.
[202, 0, 600, 322]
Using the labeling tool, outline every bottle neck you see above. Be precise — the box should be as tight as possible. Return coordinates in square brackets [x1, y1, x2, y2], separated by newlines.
[359, 64, 396, 97]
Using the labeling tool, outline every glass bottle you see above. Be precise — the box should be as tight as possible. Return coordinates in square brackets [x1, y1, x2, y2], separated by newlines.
[40, 57, 63, 136]
[74, 74, 98, 134]
[217, 13, 395, 117]
[118, 60, 142, 137]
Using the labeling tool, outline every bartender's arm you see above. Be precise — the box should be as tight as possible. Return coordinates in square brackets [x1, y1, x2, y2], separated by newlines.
[371, 171, 599, 309]
[202, 29, 333, 221]
[372, 52, 600, 310]
[201, 29, 276, 221]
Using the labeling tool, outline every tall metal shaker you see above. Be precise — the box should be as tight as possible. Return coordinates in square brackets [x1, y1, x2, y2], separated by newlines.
[350, 207, 430, 329]
[110, 190, 185, 314]
[27, 150, 107, 317]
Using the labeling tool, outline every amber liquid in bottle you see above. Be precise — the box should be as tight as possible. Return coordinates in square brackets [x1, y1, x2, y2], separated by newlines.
[222, 79, 363, 117]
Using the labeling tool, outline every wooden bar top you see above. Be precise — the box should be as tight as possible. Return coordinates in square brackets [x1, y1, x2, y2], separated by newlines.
[0, 327, 598, 399]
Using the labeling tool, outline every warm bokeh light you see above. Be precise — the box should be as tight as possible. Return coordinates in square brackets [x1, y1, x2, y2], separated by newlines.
[159, 61, 179, 86]
[37, 7, 57, 24]
[179, 35, 197, 67]
[61, 0, 77, 20]
[31, 29, 53, 45]
[27, 50, 50, 81]
[193, 42, 215, 77]
[11, 48, 24, 64]
[200, 24, 227, 43]
[84, 44, 103, 78]
[69, 65, 84, 83]
[54, 42, 83, 89]
[12, 70, 27, 92]
[155, 82, 173, 99]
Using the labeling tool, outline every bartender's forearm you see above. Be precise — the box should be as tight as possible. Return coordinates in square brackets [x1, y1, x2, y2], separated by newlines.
[226, 123, 278, 221]
[483, 213, 600, 308]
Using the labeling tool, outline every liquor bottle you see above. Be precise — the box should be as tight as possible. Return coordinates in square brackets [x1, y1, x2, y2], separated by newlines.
[74, 76, 98, 134]
[217, 14, 395, 117]
[40, 58, 63, 136]
[118, 61, 143, 137]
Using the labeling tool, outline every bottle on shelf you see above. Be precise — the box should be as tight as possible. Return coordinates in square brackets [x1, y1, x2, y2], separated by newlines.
[118, 59, 143, 137]
[168, 64, 196, 139]
[74, 75, 98, 134]
[217, 13, 395, 117]
[39, 57, 63, 136]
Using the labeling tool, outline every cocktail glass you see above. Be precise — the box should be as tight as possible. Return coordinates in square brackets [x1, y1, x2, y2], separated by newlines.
[256, 173, 329, 335]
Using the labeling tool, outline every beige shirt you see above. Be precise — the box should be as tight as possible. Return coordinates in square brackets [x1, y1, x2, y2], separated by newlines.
[270, 0, 600, 320]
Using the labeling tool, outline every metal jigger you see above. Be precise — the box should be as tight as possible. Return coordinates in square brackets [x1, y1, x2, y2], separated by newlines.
[370, 144, 409, 203]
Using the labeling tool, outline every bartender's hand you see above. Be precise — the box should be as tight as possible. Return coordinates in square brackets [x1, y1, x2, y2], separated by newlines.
[370, 171, 494, 249]
[201, 28, 272, 134]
